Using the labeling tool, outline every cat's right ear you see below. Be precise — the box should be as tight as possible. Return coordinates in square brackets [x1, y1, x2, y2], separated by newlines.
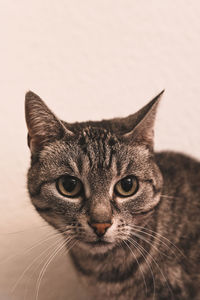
[115, 90, 164, 149]
[25, 91, 73, 154]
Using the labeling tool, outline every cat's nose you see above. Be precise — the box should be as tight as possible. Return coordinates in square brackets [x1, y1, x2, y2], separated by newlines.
[89, 222, 111, 237]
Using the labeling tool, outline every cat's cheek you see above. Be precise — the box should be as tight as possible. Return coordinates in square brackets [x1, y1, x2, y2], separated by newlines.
[30, 184, 85, 228]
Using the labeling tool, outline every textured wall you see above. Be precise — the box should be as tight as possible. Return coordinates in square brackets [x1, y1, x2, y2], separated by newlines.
[0, 1, 200, 299]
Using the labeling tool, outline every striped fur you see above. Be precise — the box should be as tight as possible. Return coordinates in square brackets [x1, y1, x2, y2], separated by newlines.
[25, 91, 200, 299]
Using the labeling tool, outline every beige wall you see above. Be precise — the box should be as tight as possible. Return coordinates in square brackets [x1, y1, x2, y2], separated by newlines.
[0, 1, 200, 299]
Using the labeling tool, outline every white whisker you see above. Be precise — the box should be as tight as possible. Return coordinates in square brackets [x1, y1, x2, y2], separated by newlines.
[130, 224, 185, 259]
[11, 236, 64, 293]
[122, 239, 148, 294]
[0, 230, 69, 265]
[128, 236, 174, 299]
[124, 236, 156, 300]
[35, 238, 77, 300]
[22, 235, 72, 300]
[128, 227, 171, 258]
[161, 194, 181, 200]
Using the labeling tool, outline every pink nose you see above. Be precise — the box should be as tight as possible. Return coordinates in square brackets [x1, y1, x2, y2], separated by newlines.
[90, 223, 111, 237]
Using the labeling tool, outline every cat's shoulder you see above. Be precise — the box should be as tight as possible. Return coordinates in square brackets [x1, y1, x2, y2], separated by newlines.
[155, 151, 200, 179]
[155, 151, 199, 165]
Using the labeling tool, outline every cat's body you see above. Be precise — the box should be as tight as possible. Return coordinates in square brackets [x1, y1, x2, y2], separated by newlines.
[70, 152, 200, 300]
[25, 91, 200, 300]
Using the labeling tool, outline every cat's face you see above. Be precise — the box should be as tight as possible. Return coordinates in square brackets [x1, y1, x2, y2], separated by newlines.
[25, 91, 163, 253]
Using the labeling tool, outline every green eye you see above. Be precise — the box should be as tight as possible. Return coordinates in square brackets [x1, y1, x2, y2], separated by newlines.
[114, 176, 138, 197]
[56, 176, 83, 198]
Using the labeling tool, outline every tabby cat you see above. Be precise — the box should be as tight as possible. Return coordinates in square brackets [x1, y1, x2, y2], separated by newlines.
[25, 91, 200, 300]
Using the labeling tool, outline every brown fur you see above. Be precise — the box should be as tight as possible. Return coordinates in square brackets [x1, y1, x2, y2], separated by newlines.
[25, 91, 200, 299]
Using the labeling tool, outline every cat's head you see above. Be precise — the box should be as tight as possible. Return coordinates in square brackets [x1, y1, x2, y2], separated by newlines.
[25, 91, 163, 253]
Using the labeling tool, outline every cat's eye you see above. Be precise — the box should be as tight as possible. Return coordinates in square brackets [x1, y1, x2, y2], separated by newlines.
[56, 176, 83, 198]
[114, 176, 138, 197]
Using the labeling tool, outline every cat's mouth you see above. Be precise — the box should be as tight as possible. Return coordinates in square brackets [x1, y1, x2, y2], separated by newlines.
[84, 238, 111, 247]
[77, 237, 116, 254]
[88, 240, 110, 246]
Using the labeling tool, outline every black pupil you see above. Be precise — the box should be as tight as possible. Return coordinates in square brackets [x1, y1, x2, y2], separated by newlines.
[63, 177, 77, 192]
[121, 177, 133, 192]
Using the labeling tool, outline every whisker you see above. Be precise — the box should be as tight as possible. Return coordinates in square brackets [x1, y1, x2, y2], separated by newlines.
[24, 237, 73, 300]
[161, 194, 181, 200]
[1, 224, 50, 235]
[11, 235, 65, 293]
[35, 238, 77, 300]
[35, 240, 68, 300]
[0, 226, 76, 265]
[129, 224, 185, 259]
[22, 239, 67, 300]
[122, 239, 148, 294]
[123, 236, 156, 300]
[128, 236, 174, 299]
[128, 227, 171, 258]
[0, 231, 62, 265]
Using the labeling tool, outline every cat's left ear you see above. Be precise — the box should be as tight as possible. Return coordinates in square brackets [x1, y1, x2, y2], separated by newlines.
[25, 91, 73, 154]
[122, 90, 164, 147]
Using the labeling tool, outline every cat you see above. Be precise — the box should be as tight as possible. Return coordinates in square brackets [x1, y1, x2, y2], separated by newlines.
[25, 91, 200, 300]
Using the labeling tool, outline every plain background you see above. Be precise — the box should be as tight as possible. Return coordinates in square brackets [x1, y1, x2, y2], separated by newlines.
[0, 1, 200, 300]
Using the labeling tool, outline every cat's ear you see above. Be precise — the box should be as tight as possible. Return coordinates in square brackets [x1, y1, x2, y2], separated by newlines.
[121, 90, 164, 147]
[25, 91, 73, 153]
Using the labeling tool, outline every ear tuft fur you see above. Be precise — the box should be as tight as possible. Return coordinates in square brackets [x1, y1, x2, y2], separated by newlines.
[121, 90, 164, 147]
[25, 91, 73, 154]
